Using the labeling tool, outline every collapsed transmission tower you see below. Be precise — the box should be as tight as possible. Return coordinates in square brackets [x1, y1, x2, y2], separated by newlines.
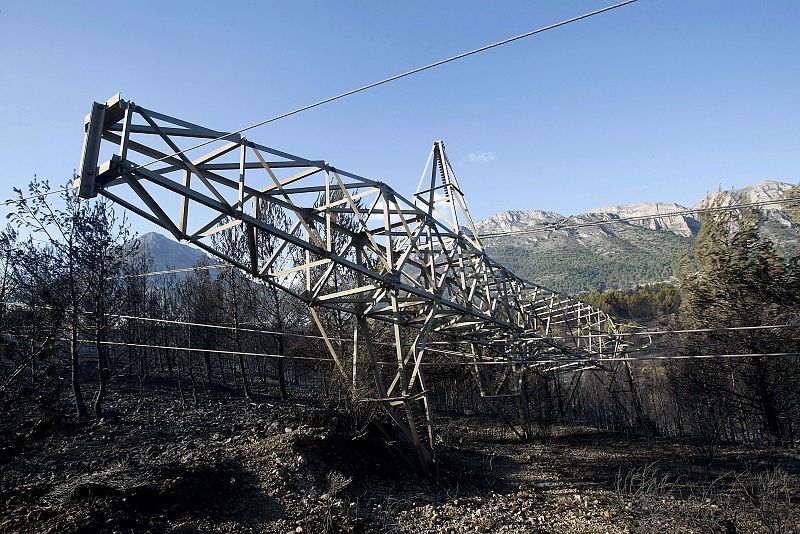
[77, 94, 629, 472]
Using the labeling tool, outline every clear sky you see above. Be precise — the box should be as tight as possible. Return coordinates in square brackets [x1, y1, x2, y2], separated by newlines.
[1, 1, 798, 234]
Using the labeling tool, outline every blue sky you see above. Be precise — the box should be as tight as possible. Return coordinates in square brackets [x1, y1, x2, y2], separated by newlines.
[1, 1, 798, 234]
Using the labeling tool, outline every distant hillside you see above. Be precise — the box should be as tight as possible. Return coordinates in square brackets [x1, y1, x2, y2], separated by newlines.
[135, 232, 209, 271]
[476, 180, 798, 293]
[693, 180, 799, 256]
[586, 202, 700, 237]
[130, 181, 798, 293]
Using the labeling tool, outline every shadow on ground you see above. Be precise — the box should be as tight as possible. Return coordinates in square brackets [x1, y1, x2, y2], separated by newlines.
[65, 458, 282, 533]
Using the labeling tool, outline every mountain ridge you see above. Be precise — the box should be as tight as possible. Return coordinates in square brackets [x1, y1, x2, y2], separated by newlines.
[136, 232, 210, 272]
[475, 180, 796, 240]
[136, 180, 798, 293]
[473, 180, 798, 292]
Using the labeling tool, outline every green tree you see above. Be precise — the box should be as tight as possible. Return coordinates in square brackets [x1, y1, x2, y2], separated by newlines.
[78, 200, 132, 419]
[7, 179, 133, 420]
[670, 203, 800, 446]
[7, 179, 90, 419]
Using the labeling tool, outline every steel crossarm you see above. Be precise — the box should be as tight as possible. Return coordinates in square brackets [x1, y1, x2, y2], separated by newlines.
[76, 94, 632, 471]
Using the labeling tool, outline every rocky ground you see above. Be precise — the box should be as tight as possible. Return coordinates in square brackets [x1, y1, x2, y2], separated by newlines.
[1, 384, 799, 533]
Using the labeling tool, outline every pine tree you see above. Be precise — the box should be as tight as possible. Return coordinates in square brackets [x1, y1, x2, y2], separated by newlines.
[670, 200, 800, 446]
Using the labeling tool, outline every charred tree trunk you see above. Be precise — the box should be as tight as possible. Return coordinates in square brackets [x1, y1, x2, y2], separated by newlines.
[276, 334, 288, 401]
[92, 268, 109, 420]
[70, 314, 88, 420]
[755, 357, 784, 446]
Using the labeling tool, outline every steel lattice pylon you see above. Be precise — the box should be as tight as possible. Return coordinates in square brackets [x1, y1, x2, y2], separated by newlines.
[77, 94, 628, 471]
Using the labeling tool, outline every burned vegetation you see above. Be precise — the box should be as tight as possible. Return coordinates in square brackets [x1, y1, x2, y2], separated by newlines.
[1, 169, 799, 531]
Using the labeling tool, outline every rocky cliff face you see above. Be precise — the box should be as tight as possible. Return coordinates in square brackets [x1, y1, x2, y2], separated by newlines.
[585, 202, 700, 238]
[130, 181, 797, 292]
[476, 180, 796, 239]
[473, 180, 798, 292]
[474, 209, 562, 234]
[694, 180, 795, 209]
[136, 232, 210, 271]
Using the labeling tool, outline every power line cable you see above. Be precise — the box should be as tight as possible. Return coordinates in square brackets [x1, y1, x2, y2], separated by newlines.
[108, 311, 357, 345]
[129, 1, 640, 173]
[114, 263, 230, 279]
[7, 333, 339, 364]
[24, 335, 800, 368]
[118, 311, 798, 343]
[1, 300, 393, 347]
[603, 323, 799, 338]
[7, 303, 799, 366]
[420, 350, 800, 366]
[5, 301, 796, 345]
[6, 323, 798, 370]
[88, 338, 336, 364]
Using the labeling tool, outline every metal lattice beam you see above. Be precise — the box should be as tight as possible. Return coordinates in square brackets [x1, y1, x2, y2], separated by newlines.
[76, 94, 633, 471]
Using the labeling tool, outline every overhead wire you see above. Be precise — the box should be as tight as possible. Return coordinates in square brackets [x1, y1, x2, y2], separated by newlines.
[14, 333, 799, 370]
[3, 301, 797, 345]
[418, 351, 800, 366]
[114, 263, 230, 279]
[4, 301, 799, 367]
[598, 323, 799, 338]
[8, 333, 338, 365]
[107, 311, 800, 343]
[108, 311, 360, 345]
[128, 0, 640, 172]
[63, 344, 800, 367]
[1, 300, 393, 347]
[88, 338, 335, 364]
